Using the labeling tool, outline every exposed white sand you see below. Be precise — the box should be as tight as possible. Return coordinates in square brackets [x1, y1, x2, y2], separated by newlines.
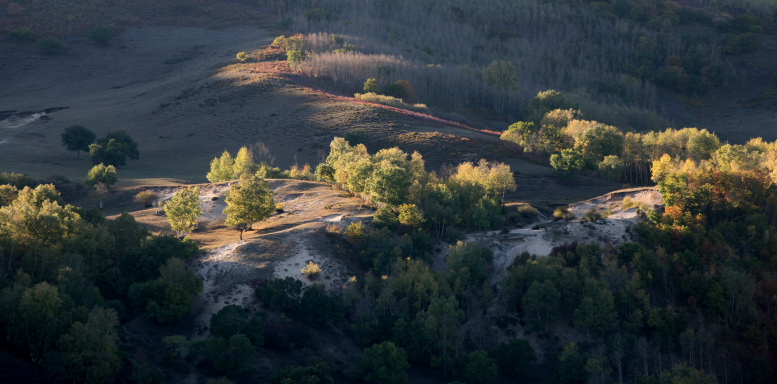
[466, 188, 663, 283]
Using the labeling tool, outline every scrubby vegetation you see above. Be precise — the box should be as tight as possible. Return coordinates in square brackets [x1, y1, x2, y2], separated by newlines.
[4, 127, 777, 383]
[3, 0, 777, 383]
[0, 184, 202, 382]
[252, 0, 776, 123]
[500, 89, 744, 184]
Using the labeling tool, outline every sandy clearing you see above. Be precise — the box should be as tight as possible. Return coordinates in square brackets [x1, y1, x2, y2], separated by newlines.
[466, 188, 662, 283]
[124, 179, 372, 336]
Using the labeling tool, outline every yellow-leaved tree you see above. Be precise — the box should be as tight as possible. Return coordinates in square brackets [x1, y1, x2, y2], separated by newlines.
[224, 176, 275, 240]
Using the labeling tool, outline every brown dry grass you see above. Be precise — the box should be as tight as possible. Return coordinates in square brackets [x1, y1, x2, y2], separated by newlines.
[0, 24, 620, 208]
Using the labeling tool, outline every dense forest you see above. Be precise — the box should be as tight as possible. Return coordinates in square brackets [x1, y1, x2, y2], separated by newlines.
[2, 131, 777, 382]
[255, 0, 775, 127]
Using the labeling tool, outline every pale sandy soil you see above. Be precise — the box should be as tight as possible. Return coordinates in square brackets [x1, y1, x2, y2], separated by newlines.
[127, 179, 372, 337]
[465, 188, 663, 284]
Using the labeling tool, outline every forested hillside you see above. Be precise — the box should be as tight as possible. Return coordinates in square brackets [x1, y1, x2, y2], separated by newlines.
[2, 0, 777, 383]
[254, 0, 774, 127]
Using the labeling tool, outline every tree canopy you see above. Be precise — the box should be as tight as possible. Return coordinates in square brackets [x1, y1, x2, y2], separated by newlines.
[164, 186, 202, 237]
[224, 176, 275, 239]
[89, 130, 139, 167]
[61, 125, 96, 158]
[85, 164, 117, 188]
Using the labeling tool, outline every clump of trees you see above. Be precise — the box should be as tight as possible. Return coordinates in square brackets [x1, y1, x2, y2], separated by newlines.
[206, 145, 312, 182]
[322, 137, 514, 237]
[61, 126, 141, 167]
[0, 179, 202, 382]
[89, 130, 140, 167]
[502, 90, 725, 183]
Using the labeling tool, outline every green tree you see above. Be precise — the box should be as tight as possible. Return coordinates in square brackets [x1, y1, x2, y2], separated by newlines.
[383, 82, 410, 101]
[61, 125, 96, 158]
[420, 296, 462, 374]
[397, 204, 423, 226]
[0, 185, 19, 207]
[523, 280, 560, 332]
[134, 190, 159, 208]
[598, 155, 623, 181]
[360, 341, 410, 384]
[256, 277, 303, 311]
[557, 342, 588, 384]
[367, 163, 412, 205]
[224, 176, 275, 239]
[164, 186, 202, 237]
[686, 129, 721, 161]
[58, 307, 120, 383]
[364, 78, 381, 93]
[315, 163, 335, 182]
[501, 121, 540, 151]
[483, 60, 519, 90]
[287, 50, 306, 68]
[233, 146, 256, 179]
[0, 172, 35, 189]
[720, 268, 756, 328]
[243, 315, 265, 347]
[210, 305, 248, 338]
[299, 284, 345, 325]
[461, 350, 498, 384]
[89, 130, 139, 167]
[575, 284, 618, 337]
[528, 90, 570, 122]
[447, 241, 493, 294]
[573, 124, 624, 165]
[86, 164, 117, 188]
[550, 149, 585, 177]
[0, 185, 80, 253]
[395, 80, 416, 102]
[373, 206, 399, 230]
[14, 282, 66, 364]
[207, 150, 237, 182]
[197, 334, 254, 374]
[129, 258, 203, 323]
[344, 129, 370, 146]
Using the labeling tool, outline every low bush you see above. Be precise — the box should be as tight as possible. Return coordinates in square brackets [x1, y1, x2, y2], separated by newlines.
[10, 27, 36, 42]
[553, 206, 575, 221]
[38, 38, 63, 55]
[354, 93, 427, 112]
[301, 261, 321, 278]
[344, 129, 369, 145]
[88, 25, 114, 46]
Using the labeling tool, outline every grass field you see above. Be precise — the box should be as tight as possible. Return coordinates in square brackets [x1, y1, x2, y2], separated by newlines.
[0, 24, 623, 207]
